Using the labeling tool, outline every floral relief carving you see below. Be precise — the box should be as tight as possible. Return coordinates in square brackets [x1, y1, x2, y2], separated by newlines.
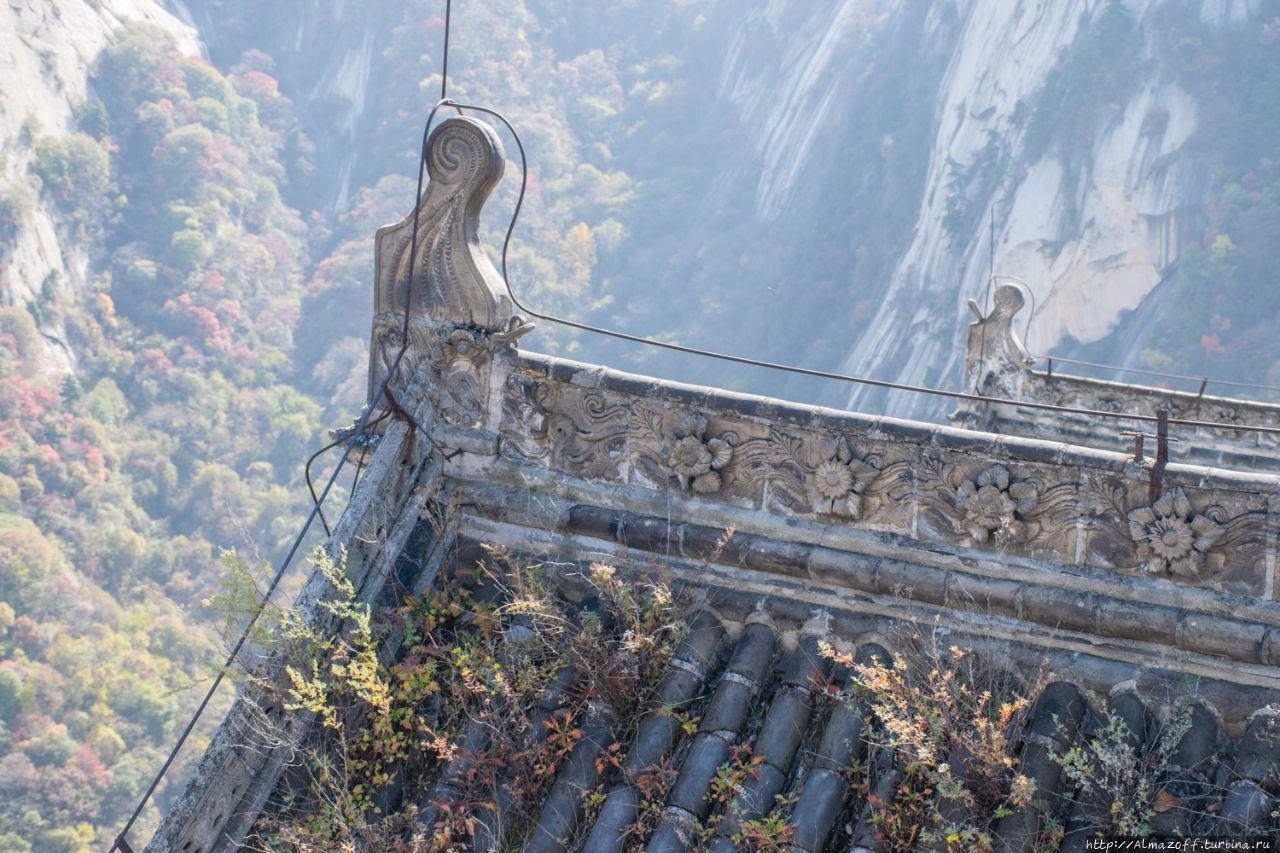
[1127, 487, 1224, 579]
[667, 414, 733, 494]
[809, 436, 880, 519]
[954, 464, 1038, 546]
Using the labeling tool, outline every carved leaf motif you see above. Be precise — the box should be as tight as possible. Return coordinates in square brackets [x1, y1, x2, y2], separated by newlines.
[581, 392, 630, 425]
[864, 460, 912, 501]
[732, 432, 807, 510]
[772, 429, 807, 468]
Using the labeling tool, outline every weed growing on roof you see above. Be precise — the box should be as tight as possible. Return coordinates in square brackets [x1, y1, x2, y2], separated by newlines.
[204, 547, 285, 656]
[243, 544, 688, 851]
[1054, 697, 1194, 837]
[825, 630, 1041, 853]
[733, 794, 798, 852]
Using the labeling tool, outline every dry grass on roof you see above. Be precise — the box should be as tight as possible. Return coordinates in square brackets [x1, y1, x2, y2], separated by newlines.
[231, 547, 1280, 852]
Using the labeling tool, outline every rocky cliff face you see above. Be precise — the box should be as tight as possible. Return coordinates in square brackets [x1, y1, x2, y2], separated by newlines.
[838, 0, 1259, 418]
[173, 0, 396, 214]
[0, 0, 194, 375]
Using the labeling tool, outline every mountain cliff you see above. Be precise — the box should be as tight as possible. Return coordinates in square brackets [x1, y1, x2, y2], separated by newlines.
[0, 0, 195, 376]
[838, 0, 1265, 417]
[145, 0, 1280, 420]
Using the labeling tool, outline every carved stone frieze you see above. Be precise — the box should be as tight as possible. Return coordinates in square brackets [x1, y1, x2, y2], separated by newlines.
[493, 357, 1280, 599]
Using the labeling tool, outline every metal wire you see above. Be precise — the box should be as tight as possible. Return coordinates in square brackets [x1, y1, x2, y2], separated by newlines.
[441, 0, 452, 101]
[1030, 352, 1280, 395]
[110, 382, 383, 852]
[421, 99, 1280, 439]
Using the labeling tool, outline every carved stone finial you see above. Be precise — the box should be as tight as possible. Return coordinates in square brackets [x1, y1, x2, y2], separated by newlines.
[373, 116, 513, 330]
[967, 282, 1034, 386]
[356, 116, 525, 430]
[951, 281, 1035, 427]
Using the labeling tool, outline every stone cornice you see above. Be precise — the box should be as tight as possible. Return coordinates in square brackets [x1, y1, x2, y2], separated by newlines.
[459, 349, 1280, 604]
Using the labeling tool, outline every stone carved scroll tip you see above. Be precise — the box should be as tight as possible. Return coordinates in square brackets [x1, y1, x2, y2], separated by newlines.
[955, 280, 1035, 421]
[968, 281, 1034, 370]
[355, 116, 524, 429]
[373, 115, 514, 332]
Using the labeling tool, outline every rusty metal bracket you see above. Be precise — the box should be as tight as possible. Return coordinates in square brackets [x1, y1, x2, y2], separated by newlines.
[1150, 408, 1169, 502]
[1121, 431, 1146, 462]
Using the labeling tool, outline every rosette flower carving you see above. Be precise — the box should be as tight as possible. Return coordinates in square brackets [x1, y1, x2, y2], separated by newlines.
[667, 414, 733, 494]
[809, 436, 879, 519]
[954, 464, 1038, 545]
[1127, 487, 1223, 578]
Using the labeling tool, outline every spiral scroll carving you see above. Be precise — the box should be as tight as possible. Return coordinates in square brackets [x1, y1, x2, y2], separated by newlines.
[427, 119, 499, 188]
[364, 115, 516, 417]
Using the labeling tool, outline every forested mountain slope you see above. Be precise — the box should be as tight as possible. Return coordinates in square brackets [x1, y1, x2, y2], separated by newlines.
[2, 0, 1279, 848]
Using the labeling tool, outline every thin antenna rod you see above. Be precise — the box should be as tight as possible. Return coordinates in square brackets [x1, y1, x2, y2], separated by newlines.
[441, 0, 452, 101]
[989, 207, 995, 282]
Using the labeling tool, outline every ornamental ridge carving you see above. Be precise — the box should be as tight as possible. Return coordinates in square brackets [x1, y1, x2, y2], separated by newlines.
[951, 282, 1035, 427]
[361, 116, 531, 429]
[373, 116, 512, 333]
[496, 366, 1274, 596]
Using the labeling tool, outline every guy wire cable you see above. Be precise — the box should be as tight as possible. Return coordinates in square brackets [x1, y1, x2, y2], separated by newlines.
[111, 363, 397, 852]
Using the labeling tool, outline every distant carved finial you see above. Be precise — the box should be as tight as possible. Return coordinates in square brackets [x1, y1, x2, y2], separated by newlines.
[354, 116, 527, 432]
[970, 282, 1033, 378]
[951, 281, 1035, 428]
